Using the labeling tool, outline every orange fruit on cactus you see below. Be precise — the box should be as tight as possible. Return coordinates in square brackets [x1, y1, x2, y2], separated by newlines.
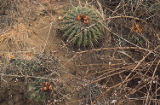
[49, 85, 53, 90]
[83, 15, 88, 20]
[45, 82, 50, 86]
[42, 87, 48, 92]
[76, 15, 81, 21]
[84, 19, 89, 25]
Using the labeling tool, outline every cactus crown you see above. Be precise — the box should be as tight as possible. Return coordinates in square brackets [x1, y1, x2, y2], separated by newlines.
[62, 6, 104, 48]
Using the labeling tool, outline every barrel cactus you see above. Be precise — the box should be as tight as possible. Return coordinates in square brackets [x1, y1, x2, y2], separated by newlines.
[62, 6, 104, 48]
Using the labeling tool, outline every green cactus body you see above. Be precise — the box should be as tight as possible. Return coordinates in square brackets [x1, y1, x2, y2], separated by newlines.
[62, 6, 104, 48]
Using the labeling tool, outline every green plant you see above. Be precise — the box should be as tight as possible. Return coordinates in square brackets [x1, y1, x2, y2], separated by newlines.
[28, 81, 53, 103]
[62, 6, 104, 48]
[2, 53, 59, 103]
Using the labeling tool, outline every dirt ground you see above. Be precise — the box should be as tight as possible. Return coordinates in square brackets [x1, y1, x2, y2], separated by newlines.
[0, 0, 78, 105]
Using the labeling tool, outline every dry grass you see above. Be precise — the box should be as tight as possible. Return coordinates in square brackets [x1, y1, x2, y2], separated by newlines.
[0, 0, 160, 105]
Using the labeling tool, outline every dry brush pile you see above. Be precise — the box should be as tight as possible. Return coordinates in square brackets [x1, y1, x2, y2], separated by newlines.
[61, 0, 160, 105]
